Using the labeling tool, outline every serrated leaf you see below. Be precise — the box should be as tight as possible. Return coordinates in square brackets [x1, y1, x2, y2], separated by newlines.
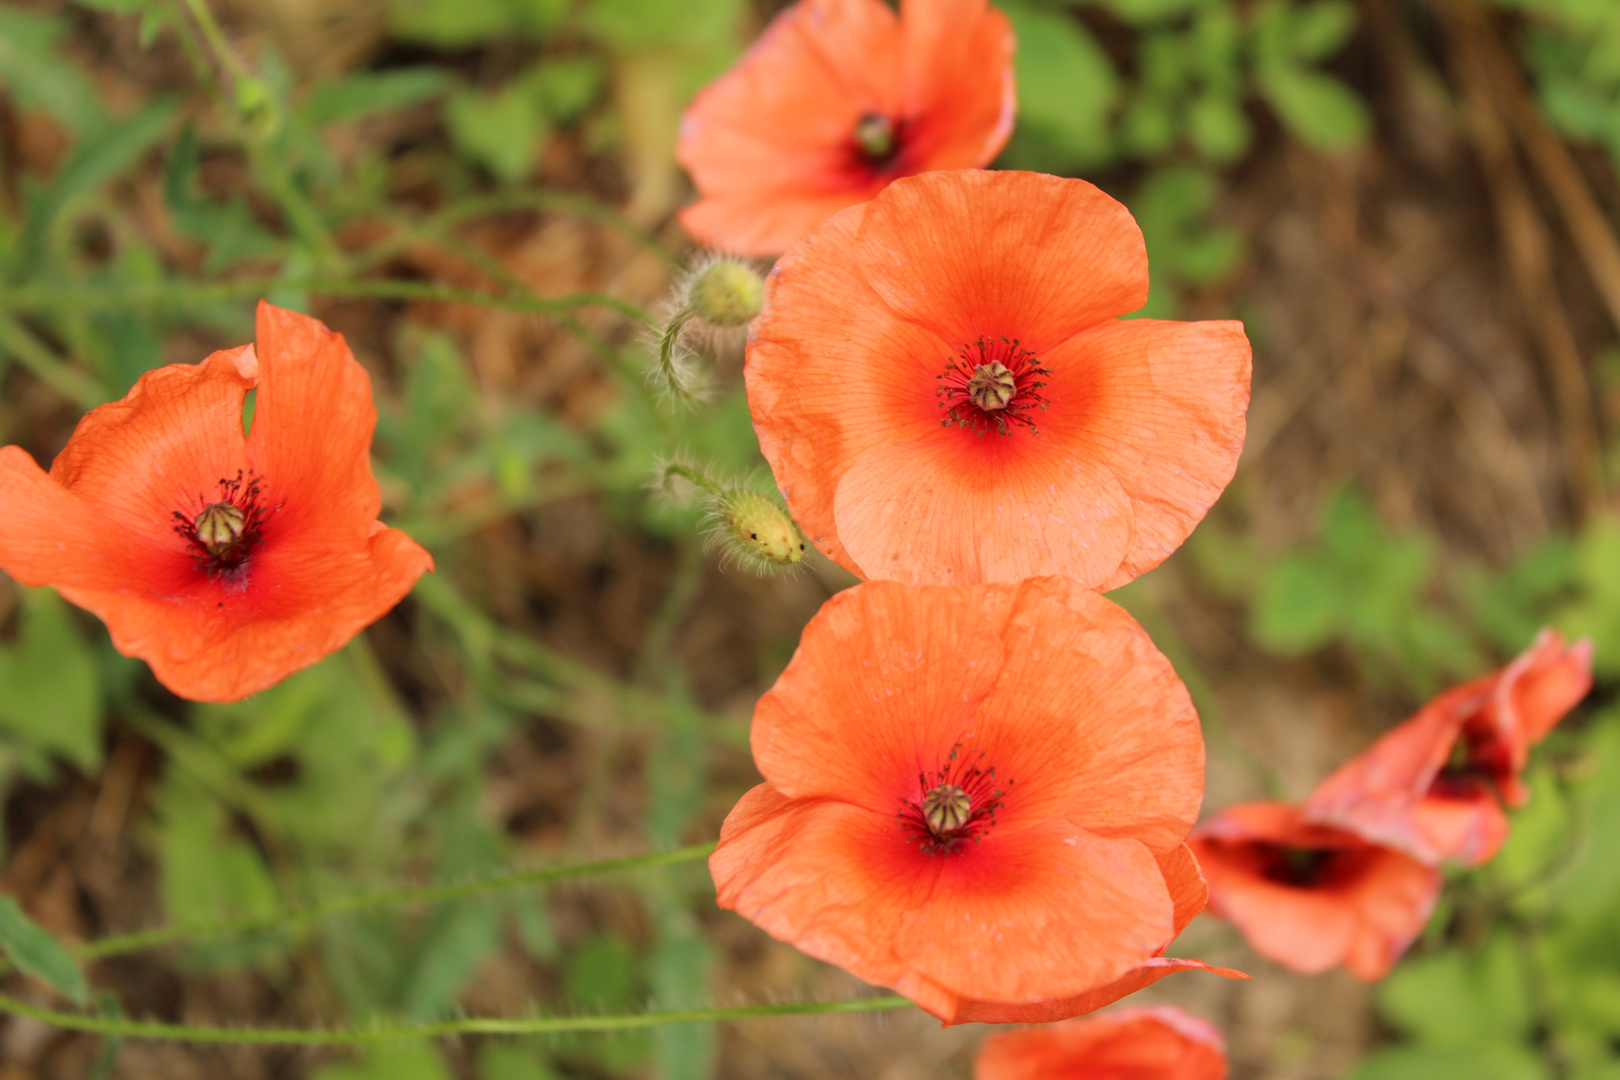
[0, 896, 88, 1005]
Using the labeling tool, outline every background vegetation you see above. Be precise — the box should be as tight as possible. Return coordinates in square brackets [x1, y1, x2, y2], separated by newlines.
[2, 0, 1619, 1075]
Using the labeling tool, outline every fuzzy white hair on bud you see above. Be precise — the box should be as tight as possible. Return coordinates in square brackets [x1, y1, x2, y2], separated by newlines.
[648, 254, 765, 409]
[651, 458, 807, 575]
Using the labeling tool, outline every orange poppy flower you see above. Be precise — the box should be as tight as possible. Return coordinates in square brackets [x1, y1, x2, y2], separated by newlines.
[676, 0, 1015, 256]
[1188, 802, 1440, 981]
[0, 302, 433, 703]
[1305, 629, 1592, 866]
[746, 169, 1251, 590]
[710, 577, 1222, 1025]
[975, 1005, 1228, 1080]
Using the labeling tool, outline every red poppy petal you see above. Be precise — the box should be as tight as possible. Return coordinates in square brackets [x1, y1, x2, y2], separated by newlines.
[832, 432, 1134, 586]
[972, 579, 1202, 851]
[898, 0, 1015, 167]
[855, 170, 1148, 351]
[944, 959, 1249, 1026]
[975, 1007, 1230, 1078]
[58, 522, 430, 702]
[1339, 850, 1442, 981]
[750, 581, 1009, 809]
[1040, 318, 1251, 590]
[747, 201, 953, 572]
[891, 822, 1174, 1013]
[678, 0, 898, 190]
[679, 190, 885, 262]
[47, 346, 257, 550]
[710, 786, 921, 990]
[247, 302, 382, 540]
[0, 447, 183, 592]
[1161, 843, 1210, 935]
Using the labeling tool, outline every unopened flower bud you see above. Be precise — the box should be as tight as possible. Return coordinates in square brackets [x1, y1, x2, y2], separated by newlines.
[710, 489, 806, 573]
[194, 502, 247, 557]
[689, 259, 764, 327]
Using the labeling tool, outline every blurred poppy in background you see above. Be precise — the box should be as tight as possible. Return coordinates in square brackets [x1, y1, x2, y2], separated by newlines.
[0, 302, 433, 703]
[676, 0, 1015, 255]
[1189, 802, 1440, 981]
[1306, 628, 1592, 865]
[709, 577, 1225, 1024]
[974, 1005, 1229, 1080]
[746, 169, 1251, 589]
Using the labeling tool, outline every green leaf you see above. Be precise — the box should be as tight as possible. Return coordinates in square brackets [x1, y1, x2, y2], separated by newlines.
[400, 900, 501, 1021]
[0, 897, 88, 1005]
[445, 84, 547, 184]
[0, 9, 103, 134]
[995, 1, 1119, 172]
[0, 589, 104, 775]
[1258, 63, 1371, 150]
[1187, 91, 1252, 161]
[1348, 1045, 1548, 1080]
[478, 1045, 560, 1080]
[315, 1044, 454, 1080]
[1252, 553, 1344, 652]
[1286, 0, 1359, 60]
[1377, 933, 1533, 1047]
[565, 934, 640, 1009]
[297, 69, 451, 129]
[384, 0, 562, 46]
[583, 0, 742, 52]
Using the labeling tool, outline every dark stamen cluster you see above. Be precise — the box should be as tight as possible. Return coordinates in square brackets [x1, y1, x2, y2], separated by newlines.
[897, 742, 1010, 856]
[172, 471, 271, 577]
[936, 337, 1052, 436]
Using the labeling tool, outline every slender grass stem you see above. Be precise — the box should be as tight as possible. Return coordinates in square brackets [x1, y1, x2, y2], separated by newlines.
[0, 993, 912, 1044]
[64, 843, 716, 966]
[0, 279, 655, 327]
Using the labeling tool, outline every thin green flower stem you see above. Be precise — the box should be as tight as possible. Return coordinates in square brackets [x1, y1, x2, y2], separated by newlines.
[0, 993, 912, 1045]
[64, 844, 716, 967]
[176, 0, 252, 87]
[421, 190, 678, 268]
[657, 461, 725, 498]
[0, 313, 106, 408]
[0, 279, 655, 327]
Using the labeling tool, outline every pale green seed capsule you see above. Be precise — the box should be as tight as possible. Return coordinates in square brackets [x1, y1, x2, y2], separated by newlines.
[689, 260, 764, 327]
[710, 490, 806, 572]
[922, 784, 971, 836]
[194, 502, 247, 557]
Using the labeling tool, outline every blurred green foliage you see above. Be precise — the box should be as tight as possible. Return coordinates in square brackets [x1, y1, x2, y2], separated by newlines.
[1499, 0, 1620, 168]
[1000, 0, 1369, 314]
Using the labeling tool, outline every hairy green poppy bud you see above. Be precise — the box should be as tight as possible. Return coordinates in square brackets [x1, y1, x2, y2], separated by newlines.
[689, 259, 765, 327]
[710, 490, 805, 572]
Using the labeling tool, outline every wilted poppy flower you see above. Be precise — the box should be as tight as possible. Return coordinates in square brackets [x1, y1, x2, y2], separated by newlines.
[1189, 802, 1440, 981]
[711, 577, 1226, 1025]
[975, 1005, 1228, 1080]
[0, 302, 433, 703]
[677, 0, 1015, 255]
[746, 169, 1251, 590]
[1305, 629, 1592, 866]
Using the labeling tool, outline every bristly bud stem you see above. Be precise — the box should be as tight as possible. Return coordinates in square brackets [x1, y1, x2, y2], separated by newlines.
[648, 255, 766, 408]
[652, 459, 807, 575]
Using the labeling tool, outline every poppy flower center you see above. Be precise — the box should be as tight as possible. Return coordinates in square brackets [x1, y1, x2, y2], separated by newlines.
[1431, 724, 1508, 799]
[852, 111, 898, 166]
[1254, 843, 1355, 888]
[172, 471, 270, 576]
[937, 338, 1052, 437]
[897, 743, 1008, 856]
